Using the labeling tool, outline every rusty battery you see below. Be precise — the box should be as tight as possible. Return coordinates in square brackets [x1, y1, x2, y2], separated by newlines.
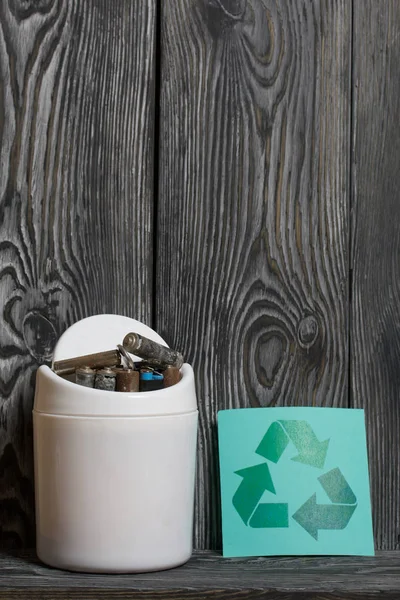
[116, 369, 139, 392]
[53, 349, 122, 376]
[163, 366, 181, 388]
[122, 333, 184, 370]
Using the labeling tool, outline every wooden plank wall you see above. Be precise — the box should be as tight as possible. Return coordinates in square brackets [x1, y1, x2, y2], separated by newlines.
[352, 1, 400, 550]
[157, 0, 351, 550]
[0, 1, 156, 547]
[0, 0, 399, 553]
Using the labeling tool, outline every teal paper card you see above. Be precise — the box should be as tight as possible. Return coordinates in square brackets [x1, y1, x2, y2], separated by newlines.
[218, 408, 374, 557]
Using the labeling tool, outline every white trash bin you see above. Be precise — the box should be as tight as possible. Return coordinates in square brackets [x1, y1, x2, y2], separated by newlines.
[33, 315, 198, 573]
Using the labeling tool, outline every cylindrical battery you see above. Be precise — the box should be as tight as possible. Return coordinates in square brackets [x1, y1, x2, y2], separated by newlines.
[94, 367, 116, 391]
[139, 370, 164, 392]
[76, 366, 95, 388]
[116, 369, 139, 392]
[59, 372, 76, 384]
[123, 333, 184, 369]
[163, 367, 181, 388]
[53, 349, 122, 376]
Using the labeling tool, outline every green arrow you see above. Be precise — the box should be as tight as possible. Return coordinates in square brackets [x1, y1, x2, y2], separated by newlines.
[256, 421, 290, 463]
[249, 502, 289, 528]
[232, 463, 275, 525]
[318, 468, 357, 505]
[292, 493, 357, 540]
[279, 420, 329, 468]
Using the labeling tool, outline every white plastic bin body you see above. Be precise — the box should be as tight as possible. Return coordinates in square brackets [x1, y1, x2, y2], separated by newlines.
[33, 364, 198, 573]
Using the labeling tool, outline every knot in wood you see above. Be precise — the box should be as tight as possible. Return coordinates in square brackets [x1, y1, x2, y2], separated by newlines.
[23, 310, 57, 362]
[297, 315, 319, 348]
[202, 0, 246, 39]
[8, 0, 55, 20]
[215, 0, 246, 20]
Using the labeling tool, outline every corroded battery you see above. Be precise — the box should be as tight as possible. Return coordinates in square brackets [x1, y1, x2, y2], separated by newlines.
[116, 369, 139, 392]
[53, 349, 122, 376]
[94, 367, 116, 391]
[163, 367, 181, 388]
[122, 333, 184, 369]
[76, 366, 95, 388]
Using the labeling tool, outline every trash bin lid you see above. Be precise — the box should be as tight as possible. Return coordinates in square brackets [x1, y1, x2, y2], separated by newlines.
[52, 314, 168, 363]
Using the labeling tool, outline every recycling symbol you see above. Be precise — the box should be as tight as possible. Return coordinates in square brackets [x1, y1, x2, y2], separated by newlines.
[232, 420, 357, 540]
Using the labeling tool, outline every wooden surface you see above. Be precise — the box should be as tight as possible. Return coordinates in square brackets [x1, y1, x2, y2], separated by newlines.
[351, 1, 400, 550]
[157, 0, 351, 549]
[0, 0, 156, 547]
[2, 550, 400, 599]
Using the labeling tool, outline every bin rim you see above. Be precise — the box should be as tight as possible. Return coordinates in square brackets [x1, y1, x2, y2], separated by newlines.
[34, 363, 198, 417]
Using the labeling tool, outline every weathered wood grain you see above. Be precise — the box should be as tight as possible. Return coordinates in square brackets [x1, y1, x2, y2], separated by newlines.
[1, 550, 400, 599]
[351, 1, 400, 550]
[157, 0, 351, 549]
[0, 0, 156, 547]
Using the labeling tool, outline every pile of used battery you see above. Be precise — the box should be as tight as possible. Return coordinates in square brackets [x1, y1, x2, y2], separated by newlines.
[53, 332, 183, 392]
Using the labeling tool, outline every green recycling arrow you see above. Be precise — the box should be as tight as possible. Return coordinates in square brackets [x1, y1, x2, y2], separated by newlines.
[292, 494, 356, 540]
[232, 423, 357, 536]
[232, 463, 288, 528]
[292, 467, 357, 540]
[256, 420, 329, 468]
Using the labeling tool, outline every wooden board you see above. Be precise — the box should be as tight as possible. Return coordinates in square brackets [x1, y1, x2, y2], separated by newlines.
[2, 550, 400, 599]
[351, 1, 400, 550]
[0, 0, 156, 547]
[157, 0, 351, 549]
